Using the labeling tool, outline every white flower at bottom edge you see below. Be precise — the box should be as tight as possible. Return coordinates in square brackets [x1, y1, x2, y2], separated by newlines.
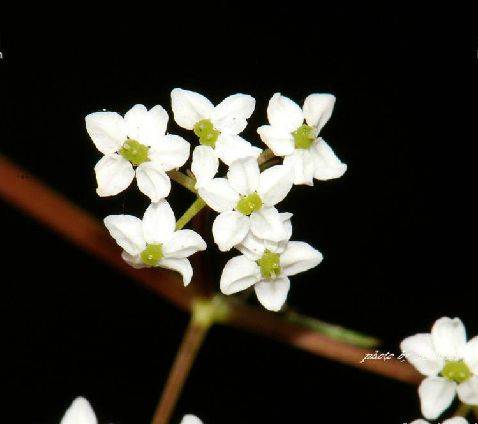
[104, 199, 206, 286]
[86, 104, 190, 201]
[220, 240, 323, 312]
[196, 156, 294, 252]
[61, 397, 97, 424]
[181, 415, 203, 424]
[400, 317, 478, 420]
[171, 88, 262, 165]
[257, 92, 347, 186]
[410, 418, 468, 424]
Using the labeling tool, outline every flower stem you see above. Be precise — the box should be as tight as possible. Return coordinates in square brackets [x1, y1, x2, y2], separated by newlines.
[175, 197, 207, 230]
[168, 170, 197, 193]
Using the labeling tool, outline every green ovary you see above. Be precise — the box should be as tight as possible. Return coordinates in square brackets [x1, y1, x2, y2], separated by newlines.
[140, 244, 163, 266]
[292, 124, 316, 149]
[194, 119, 220, 147]
[441, 360, 472, 383]
[258, 250, 281, 279]
[235, 192, 263, 216]
[119, 139, 150, 166]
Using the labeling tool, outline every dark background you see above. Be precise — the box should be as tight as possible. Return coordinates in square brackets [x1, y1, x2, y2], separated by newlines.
[1, 5, 475, 423]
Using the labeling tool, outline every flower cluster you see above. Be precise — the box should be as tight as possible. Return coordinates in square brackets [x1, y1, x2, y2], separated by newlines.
[86, 89, 346, 311]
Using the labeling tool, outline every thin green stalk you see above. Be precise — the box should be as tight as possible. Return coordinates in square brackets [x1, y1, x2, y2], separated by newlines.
[175, 197, 207, 230]
[285, 311, 380, 348]
[168, 170, 197, 193]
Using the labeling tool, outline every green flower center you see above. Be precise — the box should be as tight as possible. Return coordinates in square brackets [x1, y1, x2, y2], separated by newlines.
[140, 243, 163, 266]
[194, 119, 220, 147]
[441, 360, 472, 383]
[292, 124, 316, 149]
[235, 192, 263, 216]
[119, 139, 150, 166]
[258, 250, 281, 279]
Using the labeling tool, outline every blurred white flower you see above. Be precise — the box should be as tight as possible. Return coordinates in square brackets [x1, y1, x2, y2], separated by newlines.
[196, 156, 294, 251]
[180, 415, 203, 424]
[220, 240, 323, 311]
[104, 200, 206, 285]
[410, 418, 468, 424]
[171, 88, 261, 165]
[257, 93, 347, 185]
[401, 317, 478, 420]
[86, 104, 190, 201]
[60, 397, 97, 424]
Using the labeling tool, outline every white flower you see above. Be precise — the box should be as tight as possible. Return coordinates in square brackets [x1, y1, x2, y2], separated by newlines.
[60, 397, 97, 424]
[104, 200, 206, 286]
[400, 317, 478, 420]
[171, 88, 261, 165]
[410, 418, 468, 424]
[220, 239, 323, 311]
[257, 93, 347, 186]
[196, 156, 294, 252]
[181, 415, 203, 424]
[86, 104, 190, 201]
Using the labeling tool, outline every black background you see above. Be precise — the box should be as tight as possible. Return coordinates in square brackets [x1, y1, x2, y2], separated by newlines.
[1, 5, 476, 423]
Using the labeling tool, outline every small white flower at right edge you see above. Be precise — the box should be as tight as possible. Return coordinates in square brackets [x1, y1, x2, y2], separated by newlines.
[257, 93, 347, 186]
[180, 415, 203, 424]
[220, 239, 323, 312]
[104, 200, 206, 286]
[60, 397, 97, 424]
[400, 317, 478, 420]
[410, 418, 468, 424]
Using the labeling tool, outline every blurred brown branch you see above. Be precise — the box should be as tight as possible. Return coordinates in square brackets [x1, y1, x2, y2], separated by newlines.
[0, 155, 421, 385]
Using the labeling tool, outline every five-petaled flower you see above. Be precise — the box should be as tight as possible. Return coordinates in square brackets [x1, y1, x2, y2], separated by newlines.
[257, 93, 347, 186]
[86, 104, 190, 201]
[195, 155, 294, 252]
[220, 239, 323, 311]
[104, 200, 206, 286]
[400, 317, 478, 420]
[61, 397, 97, 424]
[171, 88, 261, 165]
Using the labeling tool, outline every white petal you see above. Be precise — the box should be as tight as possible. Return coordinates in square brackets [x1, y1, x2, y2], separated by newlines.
[136, 161, 171, 202]
[94, 154, 135, 197]
[399, 334, 444, 376]
[124, 104, 168, 146]
[220, 255, 260, 295]
[121, 251, 148, 269]
[236, 232, 266, 260]
[142, 199, 176, 244]
[104, 214, 146, 256]
[158, 257, 193, 286]
[226, 157, 260, 195]
[312, 138, 347, 180]
[303, 93, 336, 132]
[85, 111, 126, 154]
[256, 125, 295, 156]
[443, 418, 469, 424]
[191, 145, 219, 186]
[419, 377, 456, 420]
[257, 164, 294, 206]
[464, 336, 478, 374]
[61, 397, 97, 424]
[254, 277, 290, 312]
[212, 211, 250, 252]
[457, 376, 478, 405]
[280, 241, 323, 276]
[250, 207, 289, 242]
[283, 148, 316, 186]
[171, 88, 214, 130]
[214, 134, 262, 166]
[409, 420, 429, 424]
[267, 93, 304, 132]
[162, 229, 207, 258]
[149, 134, 190, 171]
[211, 93, 255, 134]
[198, 178, 239, 213]
[180, 415, 203, 424]
[431, 317, 467, 361]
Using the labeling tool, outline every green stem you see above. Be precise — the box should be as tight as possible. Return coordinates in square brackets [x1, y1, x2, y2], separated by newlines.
[175, 197, 207, 230]
[167, 170, 197, 193]
[285, 311, 380, 348]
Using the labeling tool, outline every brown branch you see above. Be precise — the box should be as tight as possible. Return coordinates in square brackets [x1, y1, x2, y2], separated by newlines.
[0, 155, 422, 385]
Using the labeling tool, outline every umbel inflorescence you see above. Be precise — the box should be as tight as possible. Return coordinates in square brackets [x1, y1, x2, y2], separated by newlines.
[85, 89, 347, 312]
